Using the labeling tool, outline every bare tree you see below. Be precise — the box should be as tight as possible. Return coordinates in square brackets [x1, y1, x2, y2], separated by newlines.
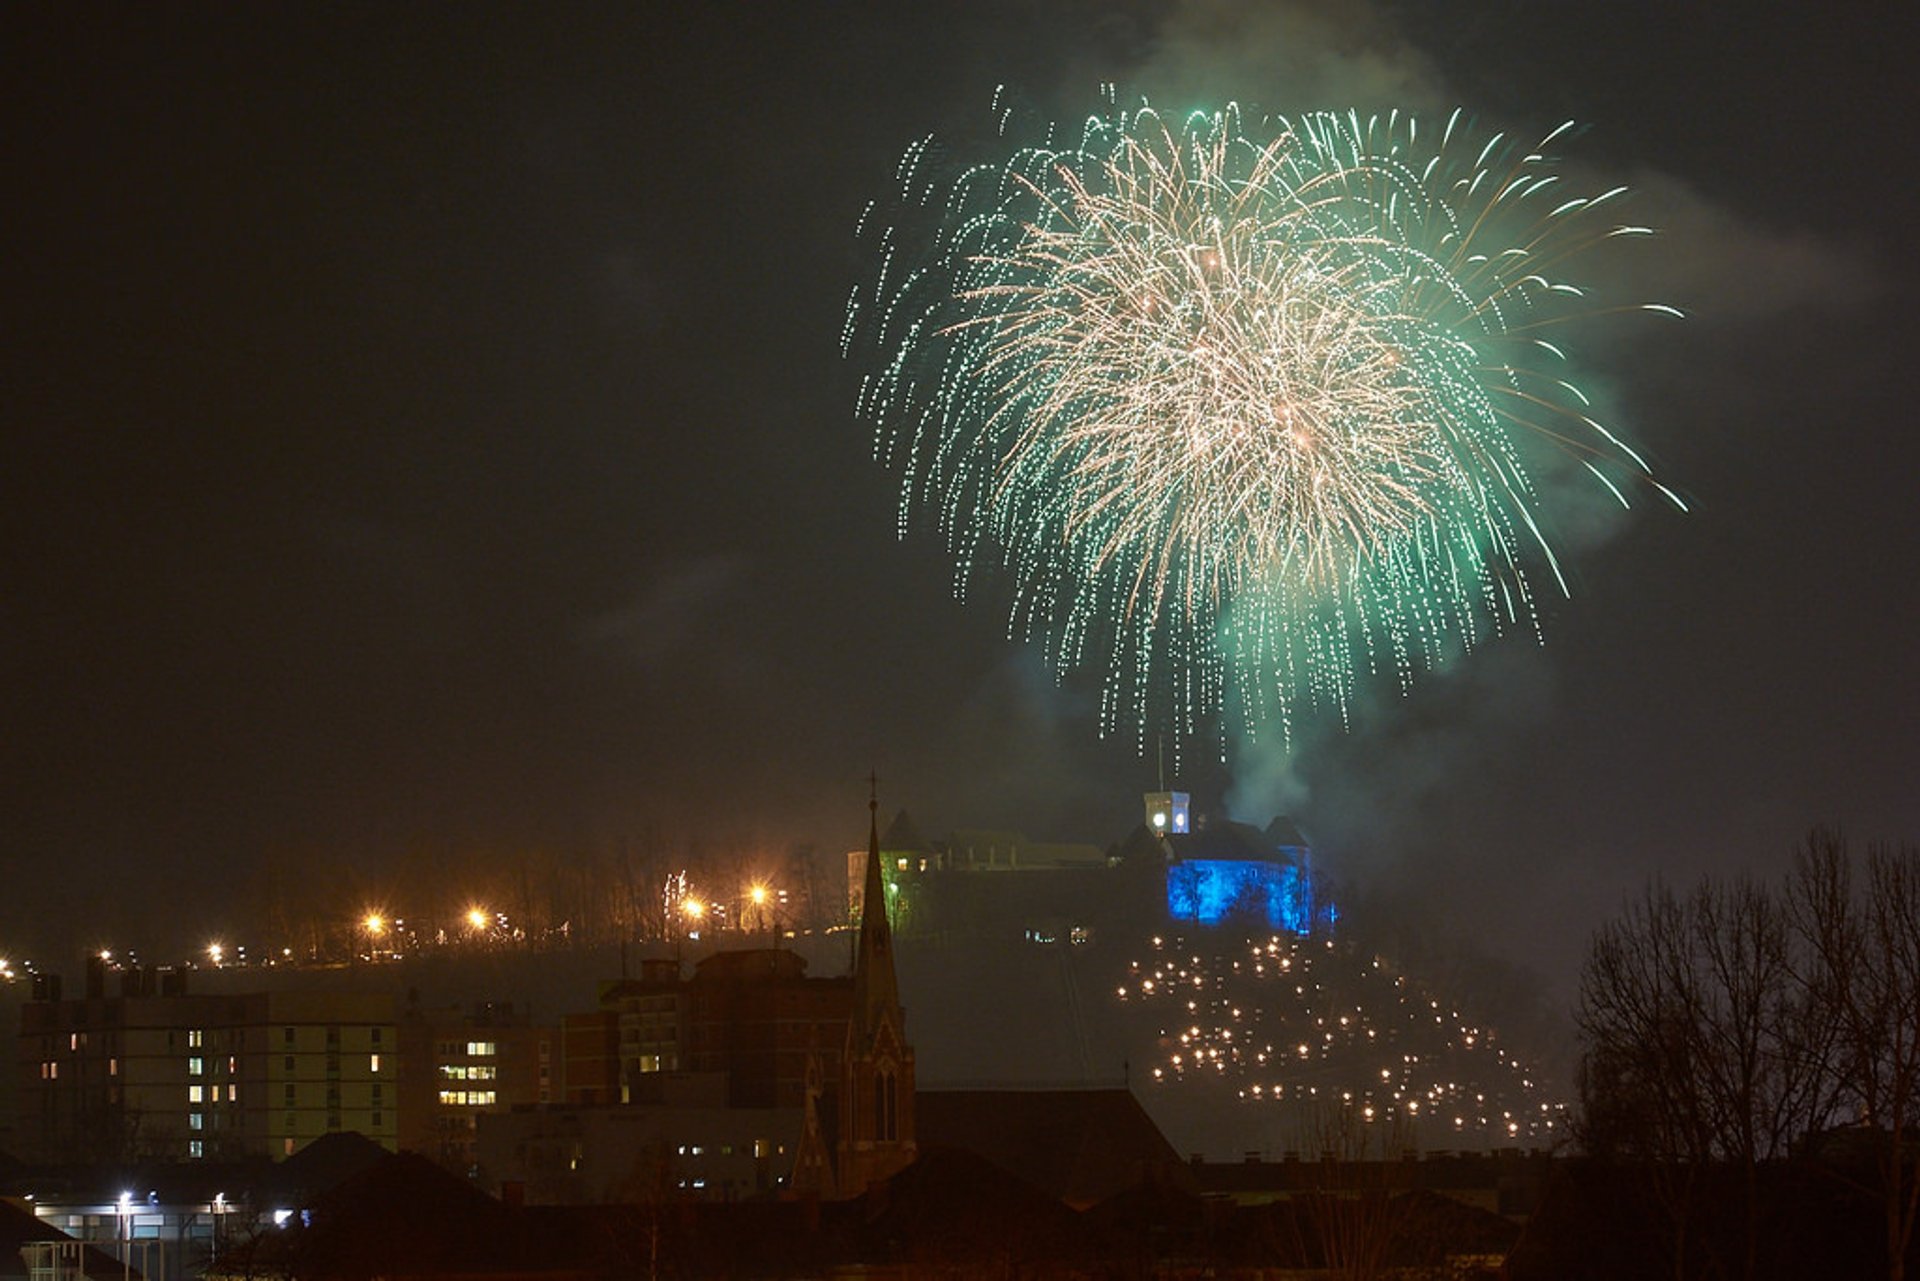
[1575, 880, 1711, 1280]
[1791, 832, 1920, 1281]
[1576, 873, 1844, 1281]
[1291, 1103, 1415, 1281]
[1580, 836, 1920, 1281]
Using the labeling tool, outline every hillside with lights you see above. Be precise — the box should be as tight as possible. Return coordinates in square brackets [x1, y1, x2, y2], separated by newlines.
[1118, 928, 1563, 1152]
[884, 792, 1567, 1158]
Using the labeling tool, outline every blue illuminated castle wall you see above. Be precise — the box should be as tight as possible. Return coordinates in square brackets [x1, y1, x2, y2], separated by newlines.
[1165, 858, 1331, 932]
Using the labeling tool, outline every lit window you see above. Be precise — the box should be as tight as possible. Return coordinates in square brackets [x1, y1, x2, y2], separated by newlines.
[189, 1113, 203, 1131]
[188, 1057, 203, 1076]
[439, 1064, 498, 1081]
[189, 1086, 204, 1104]
[896, 858, 908, 871]
[754, 1138, 769, 1159]
[370, 1054, 381, 1073]
[109, 1058, 118, 1076]
[466, 1041, 496, 1057]
[189, 1029, 204, 1049]
[435, 1089, 496, 1107]
[69, 1032, 79, 1050]
[230, 1083, 240, 1104]
[190, 1140, 204, 1158]
[284, 1138, 294, 1156]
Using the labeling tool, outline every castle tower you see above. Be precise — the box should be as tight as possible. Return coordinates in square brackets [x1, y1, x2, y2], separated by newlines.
[837, 783, 916, 1195]
[1144, 789, 1190, 836]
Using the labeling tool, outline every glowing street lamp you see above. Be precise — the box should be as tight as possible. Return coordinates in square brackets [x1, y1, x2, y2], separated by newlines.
[466, 907, 490, 933]
[206, 943, 224, 966]
[358, 912, 388, 965]
[745, 882, 776, 934]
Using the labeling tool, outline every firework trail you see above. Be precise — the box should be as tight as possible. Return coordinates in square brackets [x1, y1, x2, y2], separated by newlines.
[846, 93, 1681, 751]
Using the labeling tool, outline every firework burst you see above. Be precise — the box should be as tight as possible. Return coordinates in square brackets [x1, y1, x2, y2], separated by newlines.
[847, 94, 1680, 750]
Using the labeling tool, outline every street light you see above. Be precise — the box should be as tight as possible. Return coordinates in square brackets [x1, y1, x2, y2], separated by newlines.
[360, 912, 387, 963]
[117, 1191, 132, 1281]
[746, 883, 774, 935]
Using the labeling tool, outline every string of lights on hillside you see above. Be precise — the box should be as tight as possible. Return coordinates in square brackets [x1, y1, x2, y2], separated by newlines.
[0, 875, 802, 982]
[1119, 932, 1565, 1147]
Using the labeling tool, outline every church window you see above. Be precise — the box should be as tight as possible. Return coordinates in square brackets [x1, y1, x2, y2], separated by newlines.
[876, 1070, 898, 1141]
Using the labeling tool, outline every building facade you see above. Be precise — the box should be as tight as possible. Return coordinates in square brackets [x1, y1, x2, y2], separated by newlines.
[476, 1071, 803, 1204]
[397, 998, 554, 1173]
[16, 964, 397, 1161]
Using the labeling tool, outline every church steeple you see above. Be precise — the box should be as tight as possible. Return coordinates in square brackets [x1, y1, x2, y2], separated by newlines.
[838, 774, 915, 1196]
[851, 777, 899, 1038]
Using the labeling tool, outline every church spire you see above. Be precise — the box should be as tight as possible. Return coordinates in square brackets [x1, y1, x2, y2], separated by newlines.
[839, 772, 915, 1196]
[852, 772, 899, 1038]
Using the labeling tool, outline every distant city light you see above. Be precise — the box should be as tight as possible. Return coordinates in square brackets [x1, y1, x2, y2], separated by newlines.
[749, 884, 770, 907]
[364, 913, 386, 936]
[206, 943, 223, 965]
[466, 907, 489, 932]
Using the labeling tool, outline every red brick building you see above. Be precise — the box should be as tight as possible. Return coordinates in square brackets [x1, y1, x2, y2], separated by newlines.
[397, 999, 553, 1172]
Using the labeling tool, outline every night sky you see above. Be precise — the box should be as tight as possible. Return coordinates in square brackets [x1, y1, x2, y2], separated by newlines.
[6, 2, 1917, 1003]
